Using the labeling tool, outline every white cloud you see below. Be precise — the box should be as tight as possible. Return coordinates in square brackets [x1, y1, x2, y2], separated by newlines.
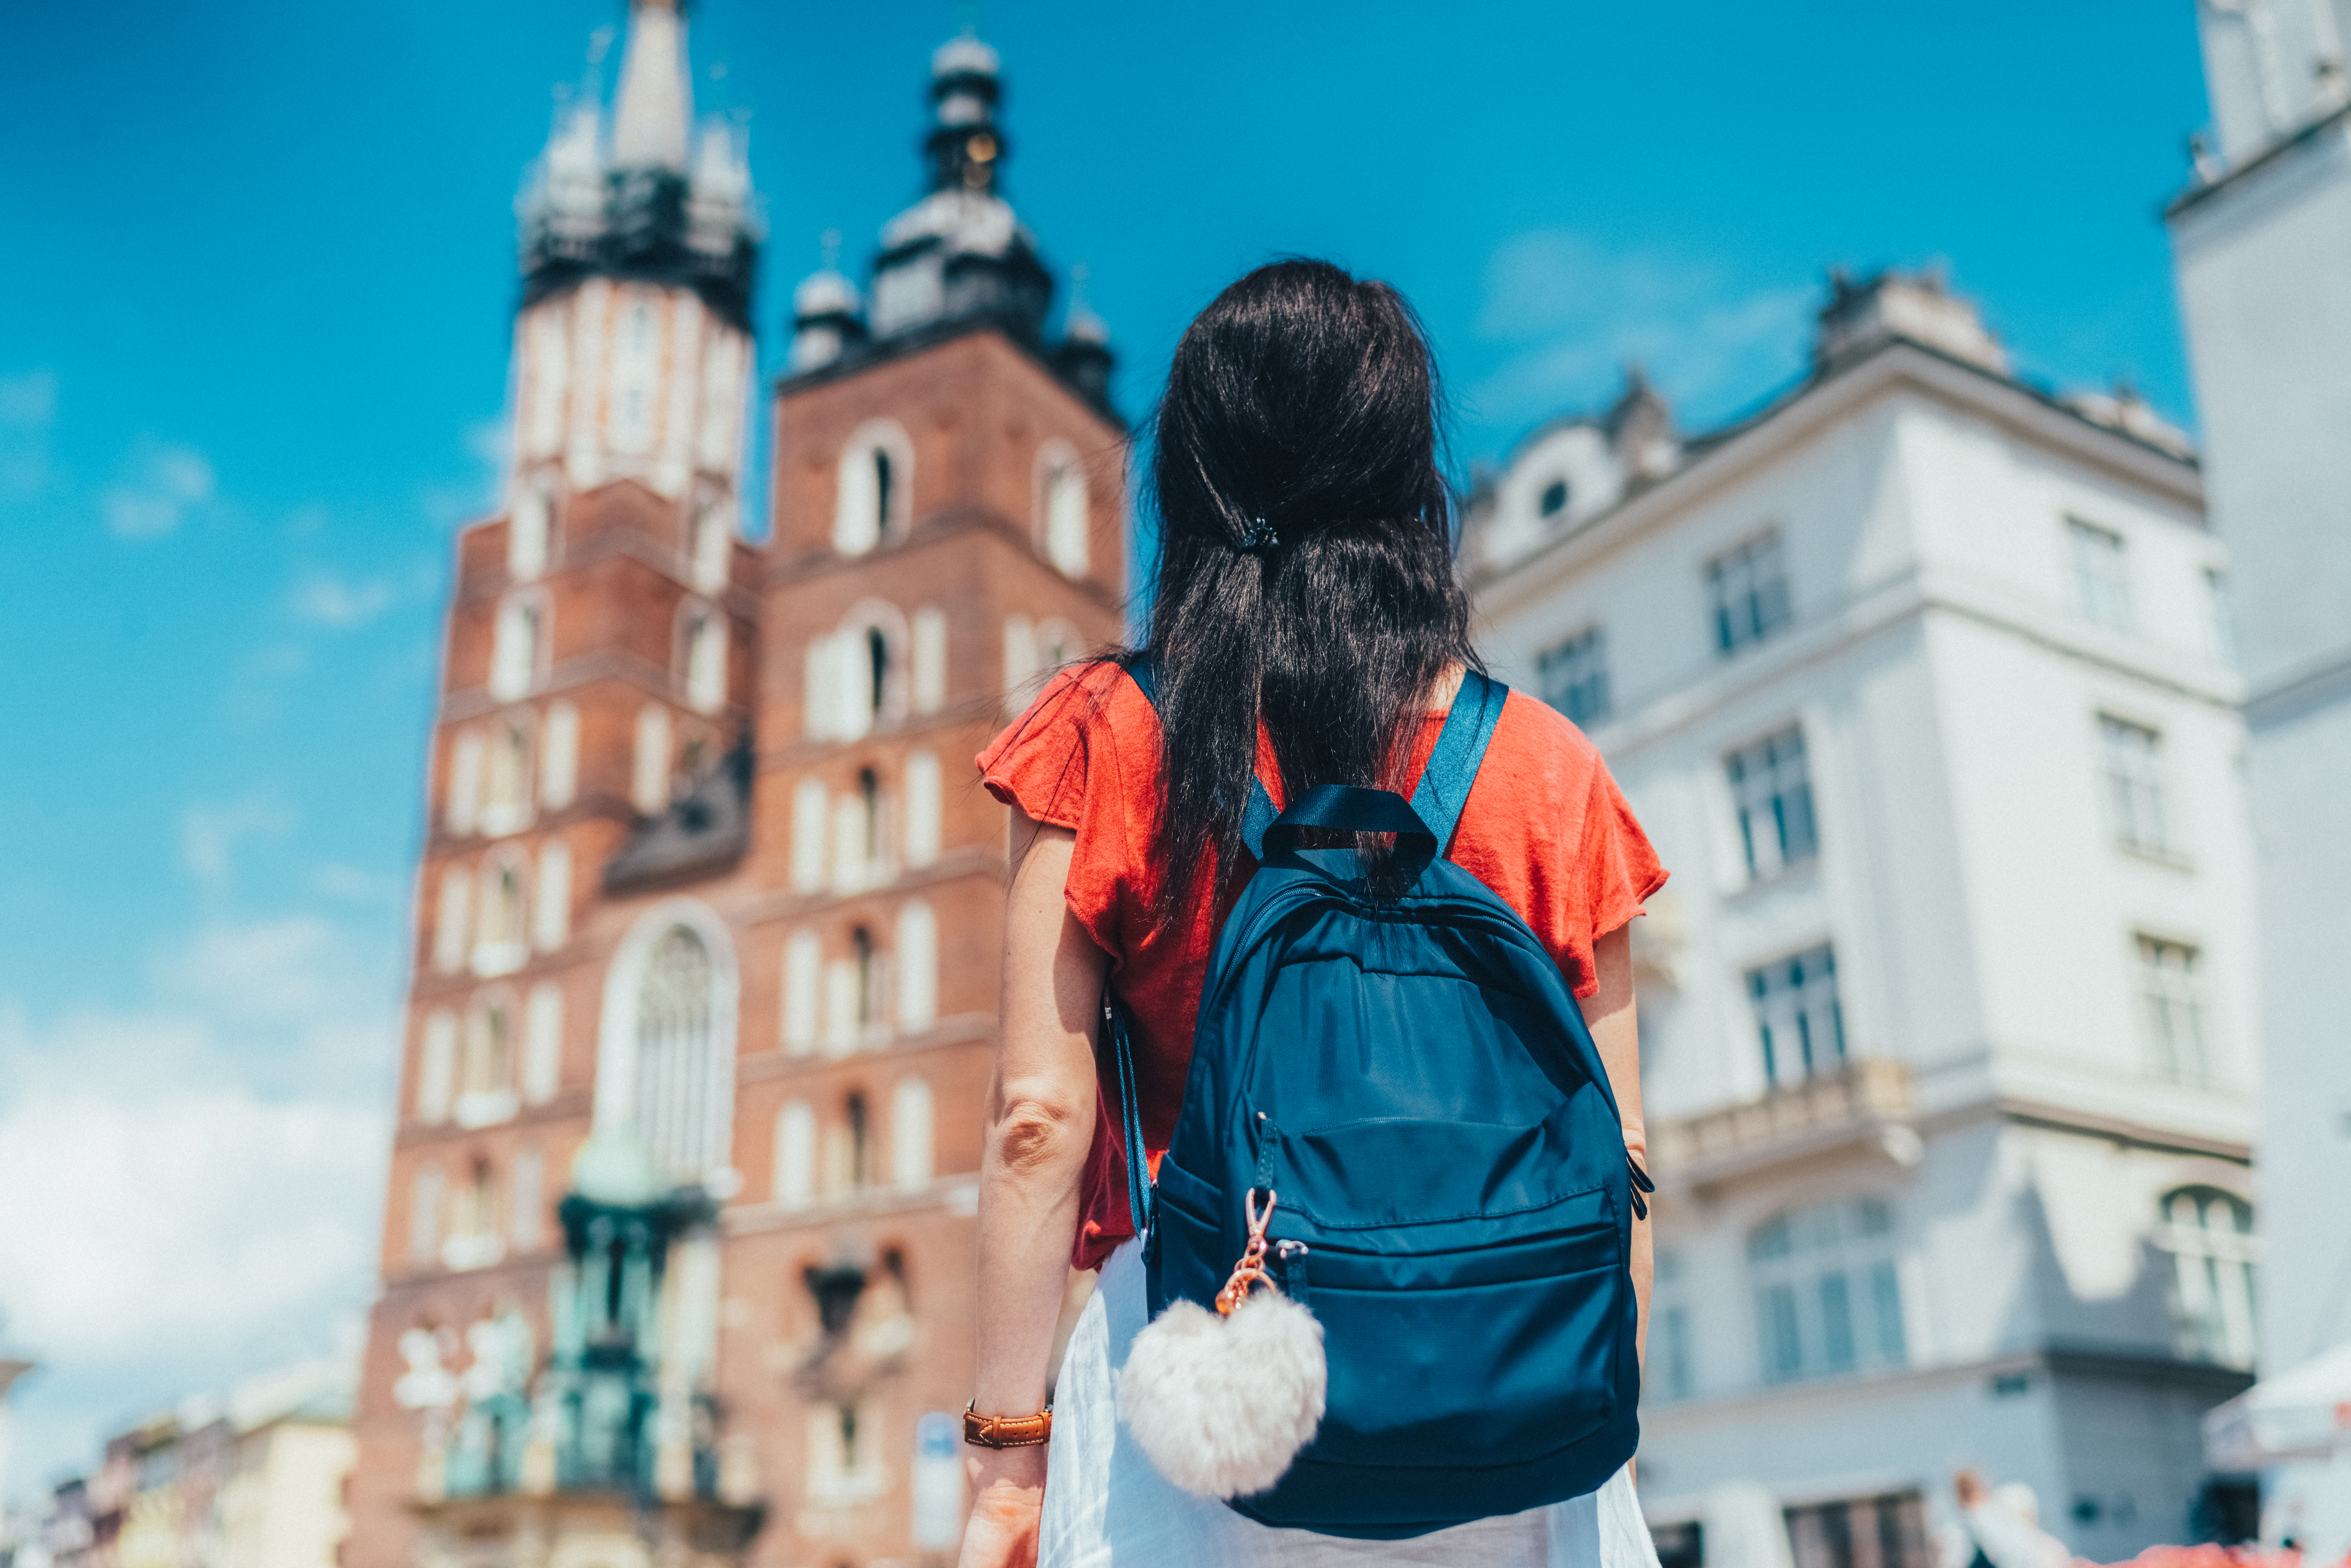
[288, 567, 397, 628]
[1468, 229, 1814, 433]
[179, 798, 296, 885]
[101, 437, 215, 540]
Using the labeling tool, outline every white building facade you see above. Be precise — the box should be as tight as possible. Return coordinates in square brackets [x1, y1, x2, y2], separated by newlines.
[1471, 275, 2260, 1564]
[2168, 0, 2351, 1413]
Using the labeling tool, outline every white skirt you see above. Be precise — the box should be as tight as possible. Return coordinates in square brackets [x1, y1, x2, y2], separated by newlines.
[1039, 1241, 1665, 1568]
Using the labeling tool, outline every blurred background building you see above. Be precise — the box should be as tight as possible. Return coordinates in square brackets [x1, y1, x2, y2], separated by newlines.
[2166, 0, 2351, 1550]
[1467, 266, 2255, 1564]
[346, 3, 1122, 1564]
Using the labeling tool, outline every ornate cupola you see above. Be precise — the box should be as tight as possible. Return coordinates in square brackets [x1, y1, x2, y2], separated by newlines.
[866, 31, 1053, 343]
[517, 0, 760, 333]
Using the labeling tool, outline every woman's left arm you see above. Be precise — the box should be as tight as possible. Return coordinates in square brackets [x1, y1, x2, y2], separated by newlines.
[959, 809, 1112, 1568]
[1579, 923, 1650, 1365]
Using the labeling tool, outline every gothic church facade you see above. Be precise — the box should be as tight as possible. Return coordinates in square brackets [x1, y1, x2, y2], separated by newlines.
[349, 8, 1125, 1564]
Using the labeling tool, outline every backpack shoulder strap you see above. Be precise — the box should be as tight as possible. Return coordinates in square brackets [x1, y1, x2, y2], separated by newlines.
[1409, 669, 1508, 856]
[1125, 655, 1281, 861]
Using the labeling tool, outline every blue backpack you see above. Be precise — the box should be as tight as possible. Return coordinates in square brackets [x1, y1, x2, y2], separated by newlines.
[1112, 659, 1645, 1538]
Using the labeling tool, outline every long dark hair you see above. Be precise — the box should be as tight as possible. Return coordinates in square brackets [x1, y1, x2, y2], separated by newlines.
[1138, 259, 1477, 915]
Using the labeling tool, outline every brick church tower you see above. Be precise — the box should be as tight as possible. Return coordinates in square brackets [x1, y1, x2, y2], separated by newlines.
[348, 10, 1125, 1566]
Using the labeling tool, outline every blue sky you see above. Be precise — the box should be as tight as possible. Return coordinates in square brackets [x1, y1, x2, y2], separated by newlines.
[0, 0, 2211, 1502]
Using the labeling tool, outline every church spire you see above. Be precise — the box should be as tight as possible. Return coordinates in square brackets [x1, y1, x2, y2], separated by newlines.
[925, 31, 1007, 195]
[611, 0, 692, 173]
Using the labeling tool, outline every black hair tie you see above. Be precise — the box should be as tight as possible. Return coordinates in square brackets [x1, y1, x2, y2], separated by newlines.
[1238, 518, 1281, 555]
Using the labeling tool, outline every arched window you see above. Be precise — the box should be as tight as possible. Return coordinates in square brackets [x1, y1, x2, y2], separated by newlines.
[510, 481, 553, 581]
[433, 866, 473, 974]
[533, 840, 571, 952]
[1748, 1196, 1907, 1383]
[896, 900, 938, 1034]
[912, 606, 947, 714]
[480, 713, 533, 837]
[458, 994, 516, 1124]
[903, 752, 942, 869]
[523, 982, 563, 1104]
[446, 729, 484, 835]
[689, 494, 733, 594]
[2158, 1186, 2258, 1368]
[833, 769, 890, 893]
[633, 705, 672, 815]
[891, 1076, 935, 1191]
[852, 926, 878, 1038]
[612, 293, 657, 454]
[1036, 441, 1090, 577]
[859, 768, 882, 865]
[474, 855, 528, 976]
[593, 900, 739, 1190]
[1035, 618, 1081, 674]
[819, 601, 908, 742]
[489, 592, 547, 702]
[681, 604, 728, 715]
[774, 1099, 816, 1209]
[408, 1164, 444, 1268]
[782, 928, 822, 1056]
[634, 926, 722, 1184]
[540, 702, 579, 810]
[833, 420, 913, 556]
[791, 779, 829, 893]
[416, 1010, 458, 1124]
[444, 1157, 502, 1271]
[846, 1091, 871, 1190]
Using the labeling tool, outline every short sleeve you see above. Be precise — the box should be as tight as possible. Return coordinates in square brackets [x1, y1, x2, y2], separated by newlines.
[1571, 760, 1669, 981]
[975, 664, 1139, 965]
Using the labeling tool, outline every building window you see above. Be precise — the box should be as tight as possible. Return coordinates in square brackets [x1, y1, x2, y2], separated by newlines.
[1782, 1492, 1931, 1568]
[2067, 517, 2132, 631]
[904, 751, 943, 869]
[523, 982, 562, 1104]
[1728, 724, 1818, 880]
[459, 996, 514, 1121]
[2156, 1186, 2257, 1369]
[446, 729, 484, 836]
[846, 1091, 871, 1190]
[834, 421, 912, 556]
[1539, 478, 1570, 518]
[417, 1011, 459, 1124]
[1003, 614, 1038, 701]
[782, 929, 822, 1056]
[2136, 935, 2209, 1084]
[791, 780, 829, 893]
[533, 841, 571, 952]
[689, 495, 732, 594]
[865, 629, 889, 720]
[810, 603, 907, 742]
[806, 1400, 885, 1507]
[510, 1148, 544, 1252]
[474, 855, 528, 976]
[852, 926, 878, 1037]
[1037, 443, 1090, 577]
[1749, 943, 1844, 1089]
[896, 900, 938, 1033]
[682, 606, 727, 715]
[489, 593, 546, 701]
[632, 705, 672, 815]
[444, 1158, 503, 1271]
[1655, 1248, 1694, 1401]
[635, 926, 722, 1182]
[481, 715, 533, 837]
[1749, 1196, 1907, 1383]
[892, 1076, 936, 1191]
[775, 1099, 816, 1209]
[859, 768, 882, 865]
[433, 866, 472, 974]
[912, 605, 948, 714]
[1706, 531, 1791, 656]
[2099, 716, 2169, 855]
[540, 702, 579, 810]
[1538, 626, 1611, 729]
[408, 1164, 444, 1268]
[509, 483, 552, 582]
[1036, 618, 1081, 674]
[611, 296, 657, 454]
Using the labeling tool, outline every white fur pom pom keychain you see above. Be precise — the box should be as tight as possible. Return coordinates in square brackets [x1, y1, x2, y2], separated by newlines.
[1118, 1189, 1327, 1499]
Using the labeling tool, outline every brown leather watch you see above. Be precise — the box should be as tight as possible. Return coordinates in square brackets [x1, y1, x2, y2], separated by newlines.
[963, 1401, 1053, 1449]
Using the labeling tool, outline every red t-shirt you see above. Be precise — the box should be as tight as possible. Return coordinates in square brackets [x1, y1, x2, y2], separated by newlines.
[976, 662, 1669, 1271]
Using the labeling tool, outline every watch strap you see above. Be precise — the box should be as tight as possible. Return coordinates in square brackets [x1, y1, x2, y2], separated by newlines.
[963, 1401, 1053, 1449]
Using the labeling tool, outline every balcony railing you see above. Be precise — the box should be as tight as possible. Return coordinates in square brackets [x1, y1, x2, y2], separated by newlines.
[1650, 1056, 1918, 1192]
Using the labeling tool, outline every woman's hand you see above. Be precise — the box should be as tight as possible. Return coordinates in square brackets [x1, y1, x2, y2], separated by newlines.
[957, 1447, 1048, 1568]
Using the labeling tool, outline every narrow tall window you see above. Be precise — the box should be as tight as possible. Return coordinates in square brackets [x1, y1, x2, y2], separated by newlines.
[833, 423, 910, 555]
[1538, 626, 1611, 729]
[445, 1158, 501, 1271]
[523, 982, 563, 1104]
[851, 926, 877, 1037]
[510, 1148, 544, 1252]
[690, 497, 732, 594]
[1041, 451, 1090, 577]
[903, 752, 943, 869]
[859, 768, 882, 866]
[490, 595, 544, 701]
[1749, 943, 1844, 1089]
[684, 610, 727, 714]
[2136, 936, 2209, 1084]
[896, 900, 938, 1033]
[417, 1011, 459, 1124]
[1727, 724, 1818, 880]
[1003, 614, 1037, 699]
[2067, 517, 2132, 631]
[446, 730, 484, 835]
[1749, 1197, 1906, 1383]
[782, 929, 822, 1056]
[635, 926, 720, 1182]
[632, 705, 672, 815]
[475, 856, 528, 974]
[1706, 531, 1791, 656]
[912, 607, 948, 714]
[891, 1076, 936, 1191]
[463, 1000, 513, 1101]
[846, 1091, 870, 1190]
[791, 780, 829, 893]
[866, 628, 889, 719]
[612, 297, 655, 453]
[408, 1165, 444, 1268]
[533, 842, 571, 952]
[481, 718, 531, 837]
[2099, 716, 2169, 855]
[509, 484, 552, 581]
[774, 1099, 816, 1209]
[873, 450, 894, 541]
[433, 867, 472, 974]
[540, 702, 579, 810]
[2157, 1187, 2257, 1369]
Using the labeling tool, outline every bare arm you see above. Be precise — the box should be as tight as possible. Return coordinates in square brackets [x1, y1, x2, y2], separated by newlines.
[960, 808, 1110, 1568]
[1579, 923, 1650, 1365]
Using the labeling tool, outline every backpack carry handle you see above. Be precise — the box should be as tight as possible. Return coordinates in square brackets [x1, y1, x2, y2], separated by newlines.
[1262, 785, 1438, 851]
